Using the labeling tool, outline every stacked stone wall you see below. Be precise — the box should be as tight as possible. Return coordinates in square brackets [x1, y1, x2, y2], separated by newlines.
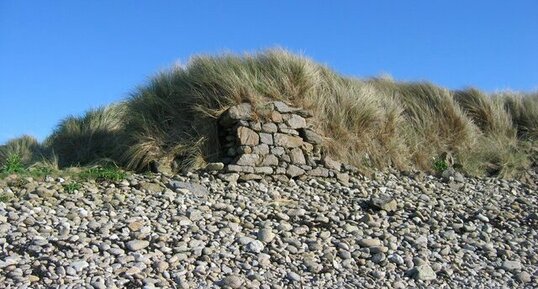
[214, 101, 353, 182]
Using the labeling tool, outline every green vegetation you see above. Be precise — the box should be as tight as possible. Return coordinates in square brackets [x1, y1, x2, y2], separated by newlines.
[1, 49, 536, 179]
[0, 194, 10, 202]
[433, 159, 449, 173]
[63, 182, 81, 193]
[1, 154, 25, 174]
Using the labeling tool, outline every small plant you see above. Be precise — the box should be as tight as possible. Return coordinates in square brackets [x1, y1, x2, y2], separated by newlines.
[79, 166, 126, 182]
[0, 194, 11, 202]
[433, 158, 448, 173]
[63, 182, 81, 193]
[1, 153, 25, 174]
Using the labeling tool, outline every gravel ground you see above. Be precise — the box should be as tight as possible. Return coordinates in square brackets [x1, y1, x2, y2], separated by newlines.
[0, 170, 537, 288]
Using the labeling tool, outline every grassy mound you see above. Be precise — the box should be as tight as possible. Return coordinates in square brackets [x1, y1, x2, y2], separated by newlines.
[45, 104, 127, 167]
[2, 49, 537, 178]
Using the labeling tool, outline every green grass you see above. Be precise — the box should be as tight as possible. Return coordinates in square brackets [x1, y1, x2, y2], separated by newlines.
[0, 194, 10, 202]
[0, 49, 536, 179]
[63, 182, 81, 193]
[1, 154, 25, 174]
[433, 159, 449, 173]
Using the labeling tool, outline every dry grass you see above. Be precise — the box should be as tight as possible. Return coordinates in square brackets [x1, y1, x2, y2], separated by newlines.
[2, 49, 536, 178]
[0, 135, 43, 166]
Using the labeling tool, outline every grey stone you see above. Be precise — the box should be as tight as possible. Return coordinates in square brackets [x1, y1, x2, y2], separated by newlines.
[290, 148, 306, 165]
[205, 162, 225, 171]
[286, 114, 307, 129]
[126, 240, 150, 251]
[286, 165, 305, 178]
[258, 227, 276, 243]
[223, 103, 252, 123]
[286, 271, 302, 282]
[254, 167, 273, 175]
[219, 173, 240, 183]
[370, 195, 398, 212]
[70, 260, 89, 272]
[412, 265, 437, 281]
[261, 155, 279, 166]
[358, 238, 382, 247]
[517, 271, 531, 283]
[222, 275, 243, 288]
[252, 144, 270, 155]
[502, 260, 522, 271]
[235, 154, 260, 166]
[322, 156, 341, 171]
[308, 167, 329, 177]
[273, 101, 297, 113]
[246, 240, 265, 253]
[259, 133, 273, 145]
[262, 123, 278, 133]
[168, 181, 209, 196]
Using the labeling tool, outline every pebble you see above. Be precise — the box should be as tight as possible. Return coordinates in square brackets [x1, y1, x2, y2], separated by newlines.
[126, 240, 150, 251]
[0, 169, 535, 288]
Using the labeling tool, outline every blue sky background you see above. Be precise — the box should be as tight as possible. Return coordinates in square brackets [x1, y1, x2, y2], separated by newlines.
[1, 1, 537, 144]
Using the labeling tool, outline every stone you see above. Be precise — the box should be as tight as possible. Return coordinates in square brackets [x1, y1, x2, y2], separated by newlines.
[246, 240, 265, 253]
[222, 275, 243, 288]
[237, 127, 259, 146]
[261, 155, 279, 166]
[271, 147, 286, 156]
[517, 271, 531, 283]
[259, 133, 273, 145]
[502, 260, 522, 271]
[290, 148, 306, 165]
[139, 182, 164, 193]
[128, 220, 145, 232]
[154, 261, 169, 273]
[336, 173, 350, 184]
[70, 260, 89, 272]
[168, 181, 209, 196]
[219, 173, 240, 183]
[258, 227, 276, 243]
[286, 114, 307, 129]
[308, 167, 329, 177]
[254, 167, 273, 175]
[274, 134, 303, 148]
[252, 144, 270, 155]
[322, 156, 341, 171]
[271, 111, 283, 123]
[286, 165, 305, 178]
[412, 265, 437, 281]
[273, 101, 297, 113]
[220, 103, 253, 125]
[249, 121, 262, 131]
[126, 240, 150, 251]
[286, 271, 302, 282]
[358, 238, 382, 247]
[235, 154, 260, 166]
[370, 195, 398, 212]
[262, 123, 278, 133]
[205, 162, 225, 171]
[304, 258, 323, 273]
[388, 254, 405, 265]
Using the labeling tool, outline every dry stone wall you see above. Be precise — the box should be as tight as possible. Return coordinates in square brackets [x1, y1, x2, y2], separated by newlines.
[213, 101, 354, 182]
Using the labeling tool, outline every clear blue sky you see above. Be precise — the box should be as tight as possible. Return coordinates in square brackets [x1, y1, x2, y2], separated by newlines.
[1, 1, 537, 144]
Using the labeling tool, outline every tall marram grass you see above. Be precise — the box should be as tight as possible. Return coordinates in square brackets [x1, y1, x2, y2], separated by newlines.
[2, 49, 536, 178]
[45, 104, 126, 167]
